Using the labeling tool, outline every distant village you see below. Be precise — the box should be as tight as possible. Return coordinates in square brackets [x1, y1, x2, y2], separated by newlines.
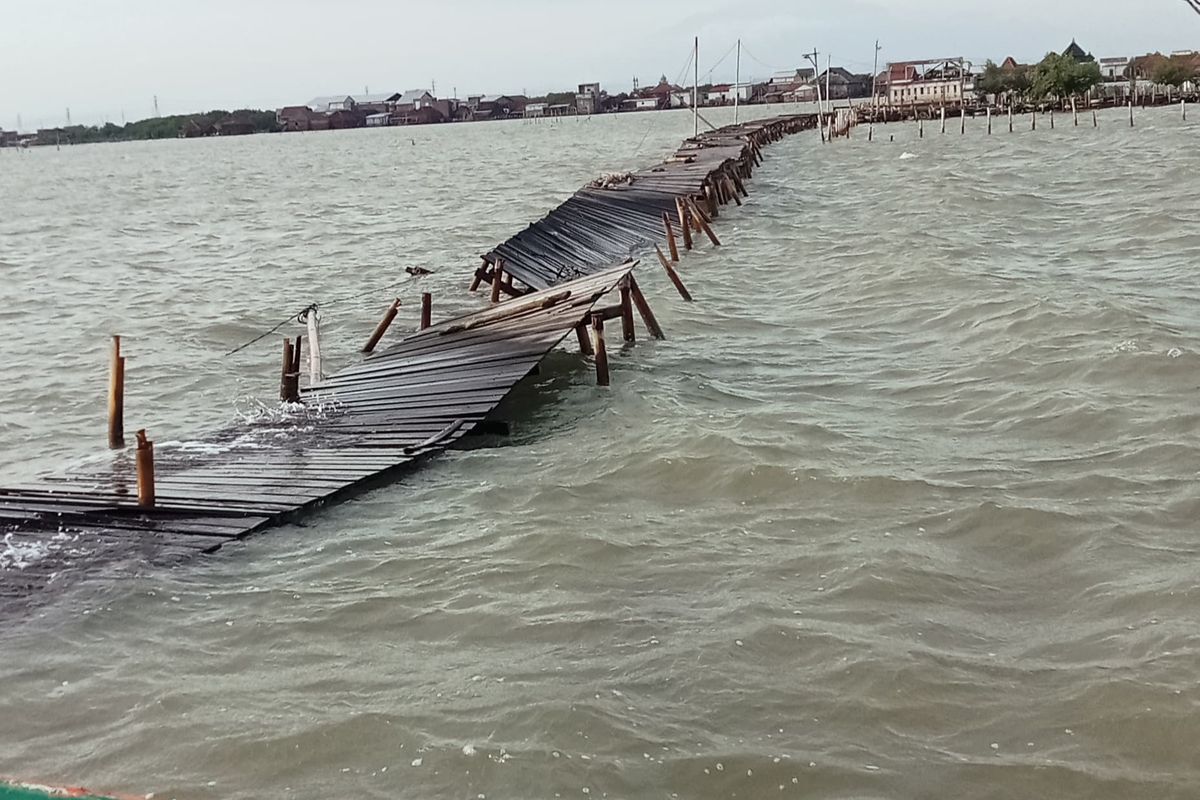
[3, 42, 1198, 146]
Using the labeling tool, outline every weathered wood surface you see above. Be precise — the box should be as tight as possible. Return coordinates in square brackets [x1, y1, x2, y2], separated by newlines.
[0, 266, 632, 611]
[478, 114, 815, 291]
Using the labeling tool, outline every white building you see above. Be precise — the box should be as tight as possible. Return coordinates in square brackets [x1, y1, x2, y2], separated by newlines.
[1098, 56, 1131, 81]
[706, 83, 754, 104]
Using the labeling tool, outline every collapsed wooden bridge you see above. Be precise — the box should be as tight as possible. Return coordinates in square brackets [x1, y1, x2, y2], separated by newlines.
[0, 113, 816, 613]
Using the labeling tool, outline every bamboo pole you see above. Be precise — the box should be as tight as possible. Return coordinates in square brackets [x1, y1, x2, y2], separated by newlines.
[675, 197, 694, 250]
[618, 279, 636, 343]
[662, 212, 679, 262]
[305, 310, 322, 386]
[688, 199, 721, 247]
[362, 298, 401, 353]
[628, 277, 664, 340]
[654, 244, 694, 302]
[591, 313, 609, 386]
[135, 429, 155, 509]
[107, 335, 125, 449]
[420, 292, 432, 330]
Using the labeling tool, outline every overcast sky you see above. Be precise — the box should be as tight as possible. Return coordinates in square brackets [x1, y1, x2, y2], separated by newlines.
[2, 0, 1198, 129]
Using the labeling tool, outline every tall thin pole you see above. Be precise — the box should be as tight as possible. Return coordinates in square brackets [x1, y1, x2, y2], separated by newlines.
[872, 40, 881, 109]
[693, 36, 700, 137]
[826, 55, 832, 112]
[734, 39, 741, 124]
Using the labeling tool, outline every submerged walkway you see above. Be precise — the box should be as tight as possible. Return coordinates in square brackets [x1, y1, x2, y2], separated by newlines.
[0, 114, 815, 613]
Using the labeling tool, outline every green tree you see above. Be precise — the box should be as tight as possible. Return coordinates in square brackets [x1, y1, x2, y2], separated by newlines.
[975, 60, 1031, 101]
[1030, 52, 1101, 100]
[1151, 55, 1198, 88]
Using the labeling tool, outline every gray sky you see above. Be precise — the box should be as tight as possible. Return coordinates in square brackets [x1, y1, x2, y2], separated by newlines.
[2, 0, 1198, 130]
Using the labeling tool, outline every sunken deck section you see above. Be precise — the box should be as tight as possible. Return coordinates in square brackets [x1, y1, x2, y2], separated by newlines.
[0, 114, 815, 612]
[476, 114, 817, 290]
[0, 267, 632, 610]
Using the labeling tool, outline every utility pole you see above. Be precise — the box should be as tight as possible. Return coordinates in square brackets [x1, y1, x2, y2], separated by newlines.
[734, 39, 742, 124]
[804, 49, 825, 141]
[693, 36, 700, 137]
[872, 40, 881, 108]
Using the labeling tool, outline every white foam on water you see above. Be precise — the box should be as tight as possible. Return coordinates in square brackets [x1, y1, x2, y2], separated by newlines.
[1, 533, 51, 570]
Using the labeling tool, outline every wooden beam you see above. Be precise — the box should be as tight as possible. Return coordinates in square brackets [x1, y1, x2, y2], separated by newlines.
[108, 335, 125, 449]
[591, 312, 610, 386]
[654, 245, 694, 302]
[363, 298, 401, 353]
[628, 276, 665, 339]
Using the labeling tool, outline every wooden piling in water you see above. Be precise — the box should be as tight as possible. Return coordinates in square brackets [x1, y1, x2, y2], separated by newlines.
[490, 258, 504, 304]
[1072, 97, 1078, 126]
[1129, 99, 1135, 127]
[1050, 109, 1055, 129]
[675, 197, 694, 251]
[1093, 109, 1098, 127]
[469, 257, 487, 292]
[618, 278, 636, 343]
[591, 313, 609, 386]
[575, 323, 594, 355]
[662, 212, 679, 262]
[107, 335, 125, 449]
[654, 244, 693, 302]
[1183, 99, 1188, 122]
[919, 117, 924, 138]
[1009, 105, 1014, 133]
[940, 106, 946, 134]
[688, 199, 721, 247]
[987, 106, 992, 135]
[363, 298, 400, 353]
[280, 337, 296, 402]
[960, 109, 965, 135]
[135, 429, 155, 509]
[628, 277, 664, 340]
[420, 293, 432, 330]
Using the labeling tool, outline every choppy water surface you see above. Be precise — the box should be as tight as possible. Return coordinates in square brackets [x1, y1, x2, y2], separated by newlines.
[1, 105, 1198, 799]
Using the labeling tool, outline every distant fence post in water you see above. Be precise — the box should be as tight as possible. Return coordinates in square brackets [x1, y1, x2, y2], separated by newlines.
[107, 335, 125, 449]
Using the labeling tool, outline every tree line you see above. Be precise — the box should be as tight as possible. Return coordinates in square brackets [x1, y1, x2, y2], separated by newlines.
[975, 52, 1198, 101]
[45, 109, 280, 144]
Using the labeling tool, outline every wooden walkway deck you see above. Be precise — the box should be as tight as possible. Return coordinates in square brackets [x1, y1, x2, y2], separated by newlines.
[0, 114, 815, 614]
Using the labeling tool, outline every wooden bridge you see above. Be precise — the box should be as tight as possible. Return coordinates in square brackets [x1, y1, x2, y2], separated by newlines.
[0, 113, 816, 613]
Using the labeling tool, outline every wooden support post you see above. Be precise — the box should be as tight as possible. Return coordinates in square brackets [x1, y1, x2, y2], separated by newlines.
[280, 337, 295, 402]
[705, 184, 718, 218]
[1031, 109, 1037, 131]
[725, 176, 742, 206]
[362, 298, 400, 353]
[575, 323, 594, 355]
[919, 117, 924, 138]
[1050, 108, 1055, 129]
[1183, 99, 1188, 122]
[420, 292, 432, 330]
[940, 106, 946, 134]
[662, 212, 679, 262]
[292, 334, 302, 377]
[654, 244, 694, 302]
[628, 276, 665, 340]
[469, 257, 487, 292]
[1129, 99, 1135, 127]
[1072, 96, 1078, 126]
[1093, 109, 1098, 127]
[675, 197, 694, 250]
[107, 335, 125, 449]
[688, 199, 721, 247]
[490, 258, 504, 304]
[960, 109, 965, 135]
[618, 278, 636, 343]
[987, 106, 992, 135]
[591, 313, 609, 386]
[305, 309, 322, 386]
[1009, 105, 1014, 133]
[732, 174, 748, 198]
[135, 429, 155, 509]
